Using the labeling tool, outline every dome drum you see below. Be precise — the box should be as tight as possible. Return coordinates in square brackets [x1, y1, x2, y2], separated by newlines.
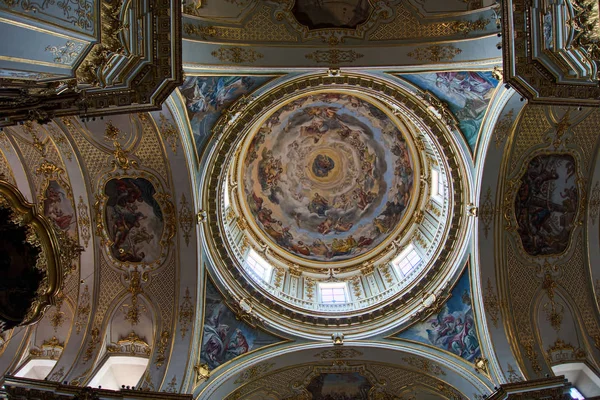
[202, 73, 471, 337]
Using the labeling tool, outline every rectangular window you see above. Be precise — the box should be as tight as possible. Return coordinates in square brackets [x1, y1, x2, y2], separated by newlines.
[392, 244, 422, 277]
[245, 249, 272, 282]
[569, 388, 585, 400]
[319, 283, 347, 303]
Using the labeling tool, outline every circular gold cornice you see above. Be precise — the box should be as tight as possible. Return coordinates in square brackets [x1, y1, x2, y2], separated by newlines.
[201, 72, 469, 332]
[233, 89, 421, 270]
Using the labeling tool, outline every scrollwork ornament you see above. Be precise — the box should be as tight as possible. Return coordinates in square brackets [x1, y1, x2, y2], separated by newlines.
[0, 180, 63, 328]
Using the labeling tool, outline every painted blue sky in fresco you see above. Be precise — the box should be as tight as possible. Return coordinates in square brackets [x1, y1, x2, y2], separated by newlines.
[400, 71, 499, 153]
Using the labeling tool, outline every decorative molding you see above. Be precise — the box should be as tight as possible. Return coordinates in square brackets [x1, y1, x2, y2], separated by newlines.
[234, 363, 275, 385]
[479, 185, 497, 237]
[178, 287, 194, 339]
[402, 356, 446, 376]
[178, 193, 193, 247]
[77, 196, 91, 248]
[165, 376, 177, 393]
[314, 348, 363, 359]
[484, 278, 501, 328]
[407, 45, 462, 62]
[29, 336, 64, 359]
[49, 293, 66, 332]
[4, 377, 193, 399]
[154, 330, 170, 368]
[82, 326, 100, 363]
[502, 0, 600, 104]
[420, 91, 458, 128]
[506, 363, 523, 383]
[107, 331, 151, 356]
[75, 284, 90, 334]
[493, 109, 515, 148]
[305, 49, 364, 65]
[45, 41, 84, 64]
[159, 113, 179, 154]
[590, 181, 600, 224]
[121, 268, 148, 326]
[211, 47, 264, 64]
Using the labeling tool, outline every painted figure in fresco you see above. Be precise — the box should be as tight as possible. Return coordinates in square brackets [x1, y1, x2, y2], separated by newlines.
[44, 184, 74, 231]
[258, 149, 283, 191]
[105, 178, 163, 263]
[243, 93, 415, 261]
[515, 154, 578, 255]
[225, 328, 250, 359]
[291, 241, 311, 256]
[112, 181, 146, 252]
[308, 193, 330, 216]
[400, 272, 481, 362]
[402, 71, 498, 150]
[202, 303, 230, 369]
[312, 154, 335, 177]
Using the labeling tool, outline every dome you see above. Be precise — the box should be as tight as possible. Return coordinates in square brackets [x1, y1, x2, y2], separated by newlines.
[239, 92, 415, 263]
[202, 72, 471, 338]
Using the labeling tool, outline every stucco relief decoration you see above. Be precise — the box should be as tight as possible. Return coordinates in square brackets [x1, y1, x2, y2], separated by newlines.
[514, 154, 580, 256]
[95, 172, 175, 268]
[241, 92, 414, 262]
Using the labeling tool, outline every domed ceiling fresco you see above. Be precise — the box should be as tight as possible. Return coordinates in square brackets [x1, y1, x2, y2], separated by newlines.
[241, 92, 415, 262]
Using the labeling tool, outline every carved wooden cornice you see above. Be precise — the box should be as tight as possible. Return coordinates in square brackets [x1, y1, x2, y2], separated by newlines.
[486, 376, 572, 399]
[3, 376, 193, 399]
[502, 0, 600, 105]
[0, 0, 182, 127]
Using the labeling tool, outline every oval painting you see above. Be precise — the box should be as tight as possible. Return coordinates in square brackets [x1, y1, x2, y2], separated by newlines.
[241, 92, 415, 262]
[104, 178, 164, 263]
[43, 180, 76, 239]
[515, 154, 578, 256]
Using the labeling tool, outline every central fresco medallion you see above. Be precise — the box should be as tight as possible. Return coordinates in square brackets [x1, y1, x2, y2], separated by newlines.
[241, 92, 415, 262]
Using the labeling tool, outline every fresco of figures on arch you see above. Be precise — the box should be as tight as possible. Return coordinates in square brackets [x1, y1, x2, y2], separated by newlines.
[242, 93, 414, 262]
[305, 373, 373, 400]
[292, 0, 372, 29]
[104, 178, 164, 263]
[397, 271, 481, 362]
[179, 76, 271, 157]
[201, 280, 281, 370]
[400, 71, 499, 152]
[43, 180, 76, 239]
[515, 154, 578, 256]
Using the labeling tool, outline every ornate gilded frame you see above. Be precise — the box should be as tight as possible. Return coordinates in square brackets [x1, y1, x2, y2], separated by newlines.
[93, 171, 176, 270]
[0, 179, 63, 327]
